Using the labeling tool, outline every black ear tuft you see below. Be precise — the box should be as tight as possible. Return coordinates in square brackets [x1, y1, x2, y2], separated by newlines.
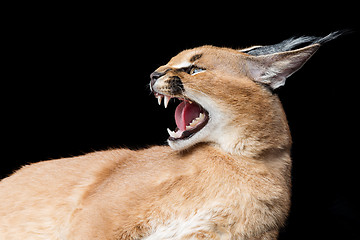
[241, 31, 346, 56]
[311, 30, 349, 44]
[245, 44, 321, 89]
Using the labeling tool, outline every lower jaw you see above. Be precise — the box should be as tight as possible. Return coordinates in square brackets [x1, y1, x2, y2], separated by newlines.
[168, 112, 209, 142]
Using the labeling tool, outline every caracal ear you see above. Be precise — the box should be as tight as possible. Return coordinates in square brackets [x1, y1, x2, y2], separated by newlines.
[245, 44, 320, 89]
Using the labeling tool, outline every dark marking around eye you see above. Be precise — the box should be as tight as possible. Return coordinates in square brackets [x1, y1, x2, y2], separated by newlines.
[175, 65, 206, 75]
[190, 54, 203, 62]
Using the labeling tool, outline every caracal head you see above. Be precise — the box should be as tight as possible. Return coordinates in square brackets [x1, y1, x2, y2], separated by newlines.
[150, 33, 341, 155]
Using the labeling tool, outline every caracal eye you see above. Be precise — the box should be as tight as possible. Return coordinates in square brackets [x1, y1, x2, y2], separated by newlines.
[190, 67, 205, 75]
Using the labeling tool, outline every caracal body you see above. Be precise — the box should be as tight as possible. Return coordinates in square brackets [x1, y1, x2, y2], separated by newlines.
[0, 32, 342, 239]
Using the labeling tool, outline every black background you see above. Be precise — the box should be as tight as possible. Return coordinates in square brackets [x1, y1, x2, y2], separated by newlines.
[2, 3, 359, 239]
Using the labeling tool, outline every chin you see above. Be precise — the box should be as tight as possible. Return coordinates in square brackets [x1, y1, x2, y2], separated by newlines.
[167, 124, 211, 151]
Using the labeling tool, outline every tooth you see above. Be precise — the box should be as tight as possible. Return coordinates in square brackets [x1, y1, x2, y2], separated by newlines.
[164, 96, 171, 108]
[175, 130, 183, 138]
[187, 113, 205, 128]
[167, 128, 180, 138]
[189, 119, 199, 127]
[157, 95, 163, 105]
[198, 113, 205, 120]
[186, 125, 193, 130]
[167, 128, 174, 137]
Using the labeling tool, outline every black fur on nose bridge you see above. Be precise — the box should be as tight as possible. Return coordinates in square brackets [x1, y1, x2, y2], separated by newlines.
[168, 76, 184, 95]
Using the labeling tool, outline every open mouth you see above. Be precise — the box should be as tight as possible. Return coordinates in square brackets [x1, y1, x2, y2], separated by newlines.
[154, 92, 209, 141]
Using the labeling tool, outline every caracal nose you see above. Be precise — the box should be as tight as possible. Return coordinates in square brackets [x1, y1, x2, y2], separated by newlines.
[150, 71, 165, 90]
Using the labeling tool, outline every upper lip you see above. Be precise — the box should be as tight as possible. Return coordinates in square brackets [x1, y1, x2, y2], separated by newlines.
[154, 92, 191, 108]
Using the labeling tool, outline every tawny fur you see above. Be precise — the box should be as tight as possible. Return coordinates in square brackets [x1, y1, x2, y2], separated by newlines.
[0, 146, 290, 239]
[0, 35, 335, 239]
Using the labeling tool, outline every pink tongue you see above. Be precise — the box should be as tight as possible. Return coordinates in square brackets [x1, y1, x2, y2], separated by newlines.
[175, 101, 201, 131]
